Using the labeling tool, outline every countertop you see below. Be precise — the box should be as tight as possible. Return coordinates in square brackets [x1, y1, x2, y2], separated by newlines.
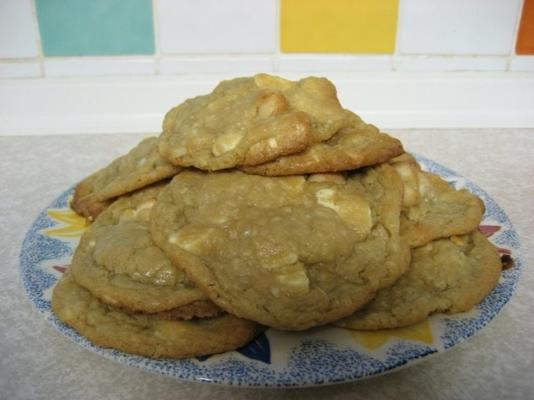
[1, 129, 533, 400]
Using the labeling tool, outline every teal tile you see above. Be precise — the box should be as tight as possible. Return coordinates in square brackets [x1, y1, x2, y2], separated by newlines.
[36, 0, 155, 56]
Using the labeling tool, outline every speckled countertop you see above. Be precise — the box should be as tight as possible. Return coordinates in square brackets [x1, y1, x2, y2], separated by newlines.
[1, 129, 533, 400]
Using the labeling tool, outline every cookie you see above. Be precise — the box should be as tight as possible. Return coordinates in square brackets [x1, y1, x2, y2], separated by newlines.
[241, 111, 403, 176]
[335, 230, 502, 330]
[150, 165, 410, 331]
[52, 273, 258, 359]
[390, 154, 485, 247]
[153, 300, 223, 321]
[158, 74, 348, 171]
[72, 137, 181, 220]
[70, 184, 220, 317]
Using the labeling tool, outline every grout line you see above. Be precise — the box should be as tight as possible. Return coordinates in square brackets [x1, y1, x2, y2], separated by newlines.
[151, 0, 161, 75]
[0, 54, 275, 64]
[156, 53, 514, 59]
[157, 53, 276, 60]
[273, 0, 281, 72]
[392, 55, 510, 60]
[28, 0, 44, 78]
[39, 55, 166, 61]
[0, 57, 42, 63]
[397, 52, 521, 57]
[0, 53, 405, 63]
[508, 0, 525, 71]
[391, 0, 404, 71]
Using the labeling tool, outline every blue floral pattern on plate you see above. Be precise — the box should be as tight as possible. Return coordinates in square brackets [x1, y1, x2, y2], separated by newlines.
[19, 155, 522, 387]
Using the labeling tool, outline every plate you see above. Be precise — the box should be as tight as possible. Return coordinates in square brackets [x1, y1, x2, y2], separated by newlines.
[19, 155, 523, 387]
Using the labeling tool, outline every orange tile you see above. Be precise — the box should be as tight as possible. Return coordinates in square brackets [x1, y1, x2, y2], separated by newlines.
[517, 0, 534, 54]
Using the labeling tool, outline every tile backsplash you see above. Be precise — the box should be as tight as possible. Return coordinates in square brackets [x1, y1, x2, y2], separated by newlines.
[1, 0, 533, 78]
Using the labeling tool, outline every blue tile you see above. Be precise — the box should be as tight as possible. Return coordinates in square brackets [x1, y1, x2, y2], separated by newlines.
[36, 0, 155, 56]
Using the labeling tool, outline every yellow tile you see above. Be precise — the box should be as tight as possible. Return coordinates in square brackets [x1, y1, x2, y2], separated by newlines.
[281, 0, 398, 53]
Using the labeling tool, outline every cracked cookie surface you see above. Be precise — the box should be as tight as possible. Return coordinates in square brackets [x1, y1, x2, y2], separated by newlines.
[335, 230, 501, 330]
[72, 137, 181, 220]
[150, 166, 410, 331]
[70, 184, 220, 317]
[158, 74, 348, 171]
[390, 154, 485, 247]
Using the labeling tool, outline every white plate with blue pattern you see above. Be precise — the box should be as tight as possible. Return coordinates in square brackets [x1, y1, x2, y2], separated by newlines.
[19, 155, 522, 387]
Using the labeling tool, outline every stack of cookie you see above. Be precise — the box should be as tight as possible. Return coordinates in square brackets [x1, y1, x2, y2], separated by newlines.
[52, 74, 503, 359]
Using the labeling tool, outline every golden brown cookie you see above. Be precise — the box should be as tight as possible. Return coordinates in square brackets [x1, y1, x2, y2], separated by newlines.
[335, 231, 501, 330]
[390, 154, 485, 247]
[153, 300, 223, 321]
[158, 74, 348, 171]
[242, 111, 403, 176]
[70, 184, 220, 317]
[150, 165, 410, 331]
[52, 273, 259, 359]
[72, 137, 181, 220]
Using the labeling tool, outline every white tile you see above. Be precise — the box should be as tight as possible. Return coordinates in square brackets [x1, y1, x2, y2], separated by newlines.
[156, 0, 276, 54]
[43, 58, 156, 77]
[0, 62, 40, 78]
[160, 56, 274, 74]
[279, 55, 392, 72]
[0, 0, 39, 58]
[510, 57, 534, 71]
[398, 0, 521, 55]
[394, 56, 507, 71]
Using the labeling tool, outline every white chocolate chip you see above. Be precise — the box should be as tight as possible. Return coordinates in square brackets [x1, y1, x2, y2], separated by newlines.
[137, 157, 147, 167]
[336, 196, 373, 238]
[394, 163, 416, 182]
[275, 267, 310, 294]
[120, 200, 156, 221]
[316, 188, 372, 238]
[258, 92, 288, 118]
[254, 73, 292, 90]
[268, 138, 278, 148]
[308, 173, 346, 184]
[392, 163, 420, 206]
[418, 174, 432, 197]
[173, 147, 187, 157]
[315, 188, 340, 212]
[261, 253, 299, 270]
[168, 226, 216, 255]
[136, 200, 155, 213]
[212, 132, 243, 156]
